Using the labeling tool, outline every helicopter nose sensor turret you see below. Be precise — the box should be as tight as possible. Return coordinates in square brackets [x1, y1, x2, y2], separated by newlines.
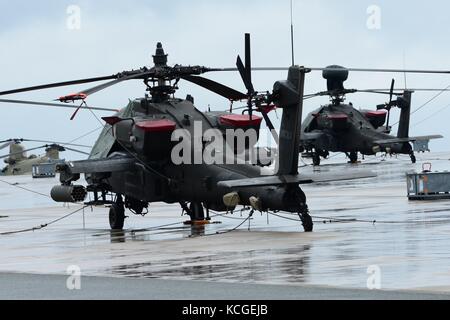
[323, 65, 349, 92]
[153, 42, 168, 66]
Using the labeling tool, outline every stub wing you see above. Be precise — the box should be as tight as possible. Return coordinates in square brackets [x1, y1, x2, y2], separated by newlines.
[301, 132, 323, 142]
[217, 170, 376, 188]
[59, 157, 135, 175]
[374, 135, 443, 145]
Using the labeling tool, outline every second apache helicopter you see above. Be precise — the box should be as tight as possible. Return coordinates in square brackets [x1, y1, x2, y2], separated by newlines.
[300, 66, 443, 166]
[0, 139, 90, 176]
[0, 34, 448, 232]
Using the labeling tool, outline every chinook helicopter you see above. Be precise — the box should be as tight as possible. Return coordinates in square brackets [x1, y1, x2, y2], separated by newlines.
[299, 66, 443, 166]
[1, 34, 448, 232]
[0, 139, 90, 176]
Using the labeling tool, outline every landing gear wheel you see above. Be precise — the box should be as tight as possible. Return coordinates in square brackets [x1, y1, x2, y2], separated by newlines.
[312, 152, 321, 166]
[300, 212, 313, 232]
[349, 152, 358, 164]
[189, 202, 205, 221]
[109, 203, 125, 230]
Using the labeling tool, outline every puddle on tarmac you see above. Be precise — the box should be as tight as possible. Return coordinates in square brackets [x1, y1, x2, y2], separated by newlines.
[108, 246, 312, 283]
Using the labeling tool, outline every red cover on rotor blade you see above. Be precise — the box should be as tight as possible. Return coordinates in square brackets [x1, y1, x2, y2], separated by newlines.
[58, 93, 87, 102]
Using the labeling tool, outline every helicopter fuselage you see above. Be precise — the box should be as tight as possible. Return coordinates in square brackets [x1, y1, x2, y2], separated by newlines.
[82, 97, 305, 215]
[1, 150, 61, 176]
[301, 103, 412, 156]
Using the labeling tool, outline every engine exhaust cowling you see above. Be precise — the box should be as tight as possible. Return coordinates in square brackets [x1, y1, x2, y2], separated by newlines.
[51, 185, 87, 203]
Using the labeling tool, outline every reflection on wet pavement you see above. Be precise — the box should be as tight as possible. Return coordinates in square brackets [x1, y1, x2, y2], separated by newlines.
[1, 152, 450, 292]
[109, 246, 311, 283]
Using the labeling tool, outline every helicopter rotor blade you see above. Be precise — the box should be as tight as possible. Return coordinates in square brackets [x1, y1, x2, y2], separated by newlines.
[359, 88, 450, 93]
[0, 141, 12, 151]
[236, 56, 254, 93]
[0, 145, 47, 160]
[57, 71, 151, 102]
[62, 146, 90, 156]
[0, 75, 118, 97]
[236, 34, 257, 120]
[260, 111, 279, 144]
[0, 98, 119, 112]
[303, 87, 419, 99]
[2, 63, 450, 98]
[17, 139, 91, 148]
[385, 79, 396, 129]
[56, 66, 226, 103]
[245, 33, 253, 92]
[180, 75, 247, 101]
[220, 66, 450, 75]
[320, 67, 450, 74]
[357, 90, 403, 95]
[389, 79, 395, 104]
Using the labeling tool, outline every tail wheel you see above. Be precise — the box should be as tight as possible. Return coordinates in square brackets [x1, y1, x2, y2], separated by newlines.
[109, 203, 125, 230]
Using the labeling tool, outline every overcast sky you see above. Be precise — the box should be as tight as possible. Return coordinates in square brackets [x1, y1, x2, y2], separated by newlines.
[1, 0, 449, 160]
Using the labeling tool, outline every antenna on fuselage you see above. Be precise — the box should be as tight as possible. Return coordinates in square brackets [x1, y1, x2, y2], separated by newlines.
[290, 0, 295, 66]
[403, 51, 408, 90]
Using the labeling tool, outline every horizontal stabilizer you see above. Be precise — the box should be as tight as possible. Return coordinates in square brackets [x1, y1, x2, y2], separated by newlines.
[375, 135, 443, 145]
[217, 170, 376, 189]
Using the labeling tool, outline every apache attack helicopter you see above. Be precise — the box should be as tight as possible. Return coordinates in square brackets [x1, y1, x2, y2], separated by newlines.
[1, 34, 448, 232]
[0, 139, 90, 176]
[299, 66, 443, 166]
[0, 34, 379, 232]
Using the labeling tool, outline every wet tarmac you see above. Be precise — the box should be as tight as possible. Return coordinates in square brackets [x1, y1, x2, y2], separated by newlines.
[2, 273, 449, 300]
[1, 152, 450, 296]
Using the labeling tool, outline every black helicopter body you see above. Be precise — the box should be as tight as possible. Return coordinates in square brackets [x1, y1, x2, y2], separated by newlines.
[53, 62, 344, 232]
[41, 36, 353, 233]
[2, 36, 341, 233]
[299, 67, 442, 165]
[301, 100, 416, 161]
[80, 97, 303, 222]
